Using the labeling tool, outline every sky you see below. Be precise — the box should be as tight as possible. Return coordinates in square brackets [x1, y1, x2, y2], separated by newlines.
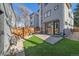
[12, 3, 77, 16]
[71, 3, 77, 12]
[12, 3, 39, 16]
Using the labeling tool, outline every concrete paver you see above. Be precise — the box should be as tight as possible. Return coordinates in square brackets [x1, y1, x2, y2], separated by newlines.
[35, 34, 62, 44]
[67, 32, 79, 41]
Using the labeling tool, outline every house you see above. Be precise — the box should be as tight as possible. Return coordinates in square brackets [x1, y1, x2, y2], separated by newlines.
[39, 3, 74, 36]
[30, 12, 39, 28]
[0, 3, 16, 55]
[15, 15, 25, 27]
[30, 12, 39, 33]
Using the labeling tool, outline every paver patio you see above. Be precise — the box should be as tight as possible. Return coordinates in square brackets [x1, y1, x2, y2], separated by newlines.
[67, 32, 79, 41]
[34, 34, 62, 44]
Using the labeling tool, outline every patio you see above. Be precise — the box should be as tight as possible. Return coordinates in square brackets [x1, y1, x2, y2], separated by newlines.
[34, 34, 62, 44]
[67, 32, 79, 41]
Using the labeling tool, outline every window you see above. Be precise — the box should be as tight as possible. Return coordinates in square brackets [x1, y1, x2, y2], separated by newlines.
[68, 12, 71, 18]
[0, 10, 3, 15]
[47, 10, 51, 16]
[45, 13, 47, 18]
[54, 5, 59, 11]
[65, 22, 68, 25]
[44, 10, 51, 18]
[44, 3, 48, 7]
[31, 22, 32, 24]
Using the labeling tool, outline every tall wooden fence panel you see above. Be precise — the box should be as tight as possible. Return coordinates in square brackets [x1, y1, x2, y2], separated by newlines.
[73, 27, 79, 32]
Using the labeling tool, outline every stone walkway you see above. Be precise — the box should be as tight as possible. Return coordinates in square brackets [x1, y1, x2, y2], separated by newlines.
[67, 32, 79, 41]
[35, 34, 62, 44]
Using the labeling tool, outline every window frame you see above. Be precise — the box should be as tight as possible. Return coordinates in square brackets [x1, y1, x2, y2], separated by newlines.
[44, 10, 51, 18]
[54, 5, 59, 11]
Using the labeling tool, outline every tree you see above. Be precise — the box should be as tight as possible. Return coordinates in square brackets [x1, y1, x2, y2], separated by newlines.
[74, 3, 79, 27]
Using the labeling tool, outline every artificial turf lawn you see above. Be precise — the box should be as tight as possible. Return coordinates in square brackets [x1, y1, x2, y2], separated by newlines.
[23, 35, 79, 56]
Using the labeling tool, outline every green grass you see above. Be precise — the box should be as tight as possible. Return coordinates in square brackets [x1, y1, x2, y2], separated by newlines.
[23, 35, 79, 56]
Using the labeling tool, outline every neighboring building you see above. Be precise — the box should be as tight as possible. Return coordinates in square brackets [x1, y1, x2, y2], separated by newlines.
[39, 3, 74, 36]
[15, 15, 30, 27]
[15, 15, 25, 27]
[0, 3, 16, 55]
[22, 14, 30, 27]
[30, 12, 39, 28]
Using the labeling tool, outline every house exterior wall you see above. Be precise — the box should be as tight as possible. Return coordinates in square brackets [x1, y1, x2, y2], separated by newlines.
[38, 4, 42, 32]
[41, 3, 64, 23]
[63, 4, 74, 35]
[4, 3, 16, 55]
[24, 15, 30, 27]
[64, 4, 74, 29]
[30, 13, 39, 27]
[39, 3, 65, 34]
[0, 3, 16, 55]
[39, 3, 74, 35]
[0, 14, 4, 55]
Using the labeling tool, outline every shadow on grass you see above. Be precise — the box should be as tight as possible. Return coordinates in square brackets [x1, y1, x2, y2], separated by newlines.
[25, 39, 40, 45]
[23, 37, 79, 56]
[24, 38, 54, 56]
[24, 42, 53, 56]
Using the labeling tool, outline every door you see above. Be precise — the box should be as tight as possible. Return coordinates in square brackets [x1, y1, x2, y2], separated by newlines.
[53, 20, 60, 35]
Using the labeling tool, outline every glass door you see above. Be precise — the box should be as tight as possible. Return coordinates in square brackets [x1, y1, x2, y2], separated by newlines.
[53, 21, 60, 35]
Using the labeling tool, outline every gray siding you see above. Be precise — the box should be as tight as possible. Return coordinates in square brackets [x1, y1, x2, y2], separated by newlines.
[42, 3, 64, 23]
[30, 13, 39, 27]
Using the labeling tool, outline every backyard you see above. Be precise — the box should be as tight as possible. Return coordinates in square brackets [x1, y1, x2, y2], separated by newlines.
[23, 35, 79, 56]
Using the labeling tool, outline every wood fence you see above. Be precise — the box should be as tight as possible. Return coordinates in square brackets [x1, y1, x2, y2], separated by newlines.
[11, 27, 40, 39]
[72, 27, 79, 32]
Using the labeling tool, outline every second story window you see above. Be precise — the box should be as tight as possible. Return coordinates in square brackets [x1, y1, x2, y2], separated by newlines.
[68, 12, 71, 18]
[44, 10, 51, 18]
[0, 10, 3, 15]
[44, 3, 48, 7]
[54, 5, 59, 11]
[48, 10, 51, 16]
[45, 13, 47, 18]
